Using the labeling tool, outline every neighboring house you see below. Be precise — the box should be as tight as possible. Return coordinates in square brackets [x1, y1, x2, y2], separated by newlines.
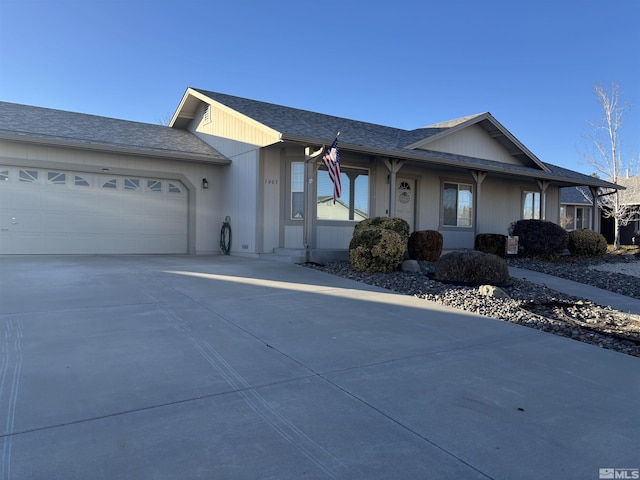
[600, 175, 640, 245]
[0, 88, 620, 258]
[316, 197, 367, 222]
[561, 177, 640, 245]
[560, 186, 594, 230]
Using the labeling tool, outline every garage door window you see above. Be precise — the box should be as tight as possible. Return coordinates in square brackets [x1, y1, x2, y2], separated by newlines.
[102, 178, 118, 189]
[75, 175, 90, 187]
[48, 172, 66, 185]
[19, 170, 38, 183]
[168, 182, 182, 194]
[1, 170, 8, 182]
[147, 180, 162, 192]
[124, 178, 140, 191]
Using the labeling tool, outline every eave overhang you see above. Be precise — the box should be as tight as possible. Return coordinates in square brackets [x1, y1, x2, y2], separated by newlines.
[0, 131, 231, 165]
[279, 132, 619, 190]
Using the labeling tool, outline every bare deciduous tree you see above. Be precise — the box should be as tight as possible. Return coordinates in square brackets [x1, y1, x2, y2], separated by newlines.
[583, 83, 640, 249]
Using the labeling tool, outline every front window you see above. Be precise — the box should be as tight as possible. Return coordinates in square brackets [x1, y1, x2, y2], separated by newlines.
[523, 191, 541, 219]
[575, 207, 591, 229]
[442, 182, 473, 227]
[291, 162, 304, 220]
[317, 166, 369, 221]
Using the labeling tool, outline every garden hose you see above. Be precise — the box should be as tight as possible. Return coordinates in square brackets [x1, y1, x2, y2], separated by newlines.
[220, 220, 232, 255]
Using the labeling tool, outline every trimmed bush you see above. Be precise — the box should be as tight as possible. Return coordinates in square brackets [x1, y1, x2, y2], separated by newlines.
[349, 227, 407, 273]
[568, 229, 607, 256]
[408, 230, 443, 261]
[353, 217, 410, 239]
[509, 219, 568, 258]
[475, 233, 507, 258]
[432, 250, 510, 285]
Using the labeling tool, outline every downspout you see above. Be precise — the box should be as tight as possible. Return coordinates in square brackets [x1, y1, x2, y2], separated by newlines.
[303, 145, 324, 262]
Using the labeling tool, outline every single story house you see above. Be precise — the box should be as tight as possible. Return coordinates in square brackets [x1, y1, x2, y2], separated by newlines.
[0, 88, 620, 259]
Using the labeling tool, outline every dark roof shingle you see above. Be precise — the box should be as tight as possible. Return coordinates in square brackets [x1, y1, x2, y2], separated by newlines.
[194, 88, 617, 189]
[0, 101, 228, 163]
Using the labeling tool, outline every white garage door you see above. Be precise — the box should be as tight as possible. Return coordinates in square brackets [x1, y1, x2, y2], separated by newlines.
[0, 166, 188, 254]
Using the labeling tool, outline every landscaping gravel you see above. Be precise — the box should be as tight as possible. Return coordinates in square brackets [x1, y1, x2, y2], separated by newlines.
[303, 255, 640, 358]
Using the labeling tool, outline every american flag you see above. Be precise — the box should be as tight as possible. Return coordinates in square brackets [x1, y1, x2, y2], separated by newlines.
[322, 137, 341, 203]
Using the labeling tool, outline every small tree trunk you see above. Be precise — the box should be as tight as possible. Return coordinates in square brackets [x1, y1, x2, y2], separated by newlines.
[614, 216, 621, 249]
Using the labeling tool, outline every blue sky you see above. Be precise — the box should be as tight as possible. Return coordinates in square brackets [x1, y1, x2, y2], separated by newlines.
[1, 0, 638, 176]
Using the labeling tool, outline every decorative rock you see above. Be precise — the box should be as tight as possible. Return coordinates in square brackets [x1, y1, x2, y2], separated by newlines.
[478, 285, 510, 298]
[401, 259, 420, 273]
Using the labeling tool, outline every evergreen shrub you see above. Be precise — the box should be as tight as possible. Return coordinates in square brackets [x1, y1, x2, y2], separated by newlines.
[408, 230, 443, 261]
[353, 217, 410, 239]
[432, 250, 510, 285]
[567, 229, 608, 256]
[349, 227, 407, 273]
[509, 219, 568, 258]
[475, 233, 507, 257]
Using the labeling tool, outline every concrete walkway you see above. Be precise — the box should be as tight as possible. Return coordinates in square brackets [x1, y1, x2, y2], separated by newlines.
[509, 266, 640, 314]
[0, 255, 638, 480]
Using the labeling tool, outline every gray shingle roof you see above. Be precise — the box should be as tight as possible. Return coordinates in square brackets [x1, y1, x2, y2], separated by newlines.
[561, 186, 594, 204]
[0, 101, 228, 163]
[193, 89, 618, 189]
[195, 88, 446, 150]
[615, 176, 640, 205]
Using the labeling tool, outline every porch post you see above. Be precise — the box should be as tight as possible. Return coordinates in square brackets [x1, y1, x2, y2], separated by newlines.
[537, 180, 550, 220]
[303, 145, 324, 262]
[471, 171, 487, 235]
[383, 158, 404, 217]
[589, 186, 599, 232]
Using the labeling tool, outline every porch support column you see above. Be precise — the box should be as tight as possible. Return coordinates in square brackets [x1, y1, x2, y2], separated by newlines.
[471, 171, 487, 235]
[383, 158, 404, 217]
[303, 145, 324, 262]
[537, 180, 550, 220]
[589, 186, 599, 232]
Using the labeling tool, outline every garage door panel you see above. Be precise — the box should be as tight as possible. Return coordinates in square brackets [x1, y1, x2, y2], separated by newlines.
[12, 189, 43, 210]
[41, 213, 73, 233]
[8, 212, 43, 233]
[0, 166, 189, 254]
[46, 234, 99, 253]
[3, 233, 43, 254]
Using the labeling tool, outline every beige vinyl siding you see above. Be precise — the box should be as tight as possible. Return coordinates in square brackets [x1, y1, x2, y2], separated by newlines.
[316, 225, 357, 249]
[417, 125, 521, 166]
[194, 103, 280, 151]
[218, 148, 259, 254]
[260, 148, 281, 253]
[187, 104, 266, 255]
[284, 225, 302, 248]
[475, 178, 522, 234]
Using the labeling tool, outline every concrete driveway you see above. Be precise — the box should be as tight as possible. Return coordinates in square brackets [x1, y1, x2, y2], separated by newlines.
[0, 255, 637, 479]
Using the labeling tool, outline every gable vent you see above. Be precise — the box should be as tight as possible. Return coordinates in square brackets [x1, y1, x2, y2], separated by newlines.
[203, 105, 211, 124]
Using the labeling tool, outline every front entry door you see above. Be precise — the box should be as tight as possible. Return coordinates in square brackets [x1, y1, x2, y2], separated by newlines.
[395, 178, 415, 232]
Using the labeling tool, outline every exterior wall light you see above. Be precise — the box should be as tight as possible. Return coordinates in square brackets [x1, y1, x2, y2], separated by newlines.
[202, 178, 209, 189]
